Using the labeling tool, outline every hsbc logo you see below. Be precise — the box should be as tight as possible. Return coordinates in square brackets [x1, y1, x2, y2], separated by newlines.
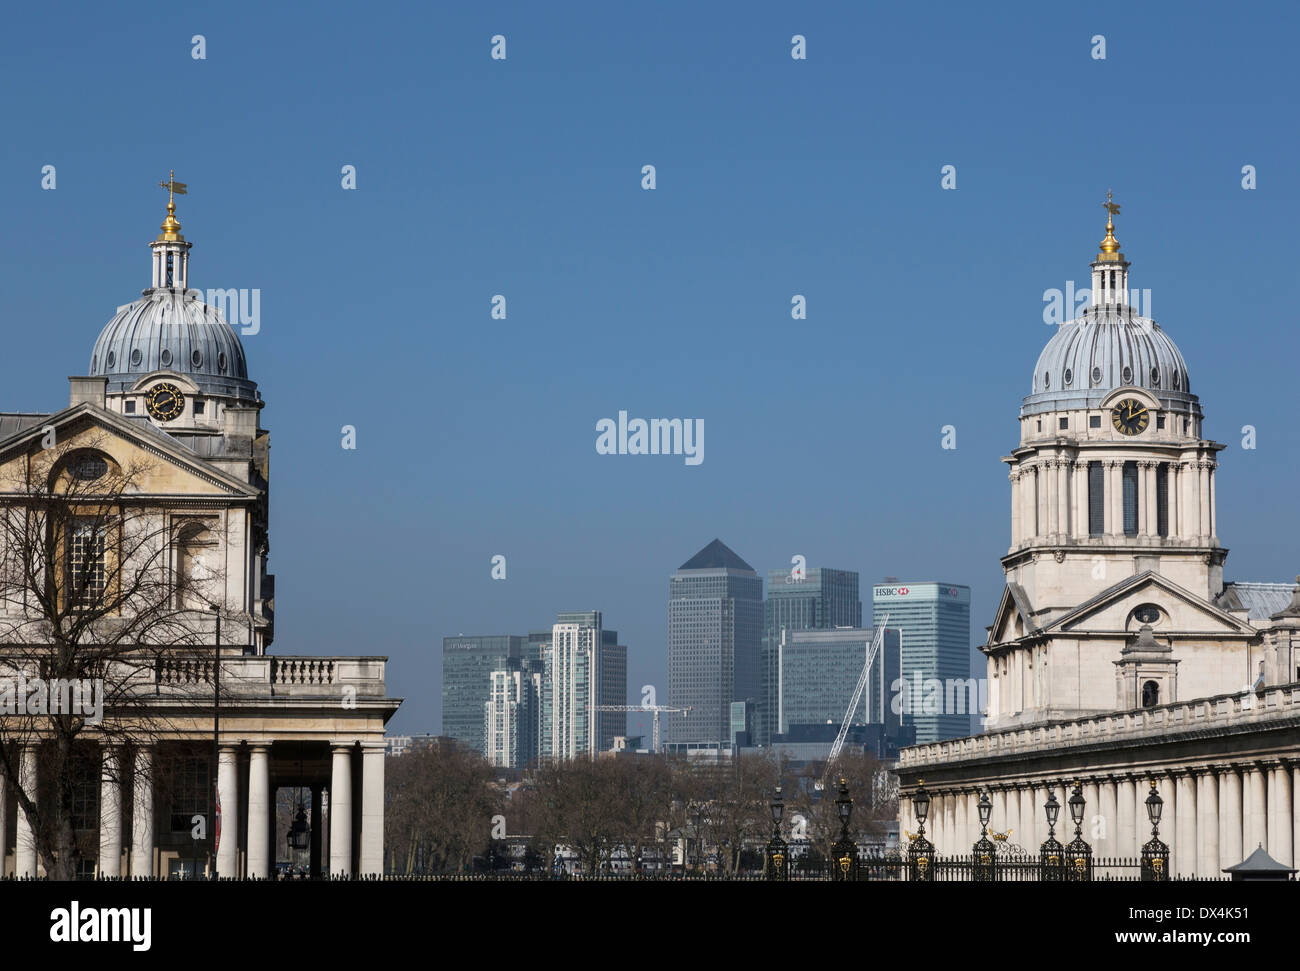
[875, 586, 909, 597]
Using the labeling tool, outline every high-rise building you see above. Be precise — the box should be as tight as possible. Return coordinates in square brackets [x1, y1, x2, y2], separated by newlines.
[871, 582, 971, 743]
[544, 611, 627, 760]
[776, 626, 902, 743]
[759, 567, 861, 744]
[667, 539, 762, 745]
[484, 657, 543, 768]
[442, 635, 523, 754]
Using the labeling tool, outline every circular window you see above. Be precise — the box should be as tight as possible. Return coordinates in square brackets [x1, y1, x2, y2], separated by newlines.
[106, 351, 116, 368]
[160, 348, 172, 367]
[1091, 366, 1102, 385]
[1150, 366, 1160, 386]
[1132, 603, 1163, 627]
[218, 352, 227, 373]
[68, 453, 107, 481]
[130, 348, 143, 367]
[191, 349, 203, 368]
[1063, 367, 1073, 386]
[1122, 365, 1133, 383]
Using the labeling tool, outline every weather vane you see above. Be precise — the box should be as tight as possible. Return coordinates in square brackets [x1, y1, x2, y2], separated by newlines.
[1103, 189, 1121, 218]
[159, 169, 188, 204]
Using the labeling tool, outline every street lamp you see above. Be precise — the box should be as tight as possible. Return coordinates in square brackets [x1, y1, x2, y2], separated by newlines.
[692, 804, 704, 872]
[1141, 781, 1169, 882]
[972, 790, 996, 881]
[1039, 789, 1065, 882]
[1064, 781, 1093, 881]
[907, 779, 935, 881]
[832, 778, 857, 881]
[208, 603, 221, 879]
[765, 786, 788, 881]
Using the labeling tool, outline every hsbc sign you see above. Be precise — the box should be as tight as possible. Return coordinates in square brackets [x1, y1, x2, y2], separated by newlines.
[874, 586, 910, 597]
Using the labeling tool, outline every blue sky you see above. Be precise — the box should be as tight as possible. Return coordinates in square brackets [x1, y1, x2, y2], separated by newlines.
[2, 1, 1297, 735]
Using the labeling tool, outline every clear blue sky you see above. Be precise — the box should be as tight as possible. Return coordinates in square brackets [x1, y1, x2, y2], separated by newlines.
[2, 1, 1297, 735]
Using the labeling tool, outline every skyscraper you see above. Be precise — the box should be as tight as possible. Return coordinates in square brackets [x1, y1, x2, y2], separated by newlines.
[544, 610, 627, 760]
[484, 657, 543, 768]
[871, 582, 971, 743]
[759, 566, 861, 744]
[667, 539, 762, 745]
[775, 626, 902, 743]
[442, 635, 523, 754]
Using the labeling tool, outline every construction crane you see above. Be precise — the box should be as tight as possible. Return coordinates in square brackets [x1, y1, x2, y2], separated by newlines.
[819, 614, 890, 790]
[590, 705, 693, 754]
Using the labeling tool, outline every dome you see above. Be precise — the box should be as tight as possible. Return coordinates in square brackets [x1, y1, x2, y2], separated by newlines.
[1023, 306, 1198, 417]
[89, 289, 259, 403]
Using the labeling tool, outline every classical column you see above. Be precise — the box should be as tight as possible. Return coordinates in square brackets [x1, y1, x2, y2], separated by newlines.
[1144, 462, 1159, 537]
[1072, 462, 1086, 538]
[1009, 472, 1020, 547]
[1107, 461, 1122, 537]
[1082, 780, 1100, 843]
[955, 790, 968, 849]
[1220, 765, 1243, 867]
[131, 746, 154, 878]
[0, 770, 6, 878]
[1292, 764, 1300, 871]
[1158, 774, 1176, 872]
[1175, 771, 1197, 877]
[1245, 764, 1267, 854]
[360, 741, 386, 875]
[993, 788, 1007, 839]
[1057, 461, 1070, 541]
[16, 746, 37, 878]
[329, 743, 354, 876]
[1020, 786, 1036, 851]
[1036, 466, 1048, 541]
[1136, 463, 1149, 535]
[1019, 470, 1034, 542]
[247, 745, 271, 879]
[1267, 761, 1292, 867]
[1117, 776, 1137, 857]
[1099, 778, 1118, 858]
[1208, 464, 1217, 539]
[1006, 786, 1021, 846]
[1198, 461, 1211, 542]
[97, 747, 123, 878]
[1197, 769, 1220, 877]
[1167, 464, 1179, 540]
[310, 785, 323, 879]
[216, 746, 240, 877]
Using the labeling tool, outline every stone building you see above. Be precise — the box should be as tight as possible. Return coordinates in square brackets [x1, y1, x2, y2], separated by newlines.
[895, 199, 1300, 876]
[0, 179, 400, 878]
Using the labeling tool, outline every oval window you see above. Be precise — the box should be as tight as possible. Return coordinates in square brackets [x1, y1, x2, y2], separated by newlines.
[106, 351, 116, 368]
[191, 349, 203, 368]
[1122, 365, 1133, 384]
[1043, 371, 1050, 389]
[160, 348, 172, 367]
[130, 348, 143, 367]
[1091, 366, 1102, 385]
[1063, 367, 1073, 386]
[1172, 371, 1180, 389]
[1150, 366, 1160, 386]
[218, 352, 227, 373]
[1133, 604, 1162, 625]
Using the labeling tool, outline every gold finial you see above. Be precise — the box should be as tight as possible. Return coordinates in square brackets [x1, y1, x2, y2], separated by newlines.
[157, 169, 188, 242]
[1097, 189, 1123, 261]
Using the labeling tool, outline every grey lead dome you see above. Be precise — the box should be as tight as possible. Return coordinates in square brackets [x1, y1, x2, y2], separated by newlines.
[1023, 306, 1197, 418]
[89, 289, 259, 404]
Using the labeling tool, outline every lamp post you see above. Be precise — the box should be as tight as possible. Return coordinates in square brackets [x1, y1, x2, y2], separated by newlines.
[1064, 781, 1094, 881]
[1140, 781, 1169, 882]
[831, 777, 857, 882]
[691, 804, 704, 872]
[972, 790, 996, 881]
[907, 780, 935, 881]
[765, 786, 788, 881]
[1039, 789, 1066, 882]
[208, 604, 221, 879]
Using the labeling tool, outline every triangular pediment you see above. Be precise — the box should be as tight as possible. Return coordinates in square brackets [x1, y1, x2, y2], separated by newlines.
[0, 402, 258, 499]
[988, 582, 1037, 646]
[1049, 571, 1255, 636]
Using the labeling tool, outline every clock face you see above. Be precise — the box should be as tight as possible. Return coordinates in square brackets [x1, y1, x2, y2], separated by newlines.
[145, 382, 185, 421]
[1111, 398, 1149, 436]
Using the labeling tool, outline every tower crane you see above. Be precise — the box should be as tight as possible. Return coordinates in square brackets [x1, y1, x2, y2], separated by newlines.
[819, 614, 890, 790]
[590, 705, 693, 754]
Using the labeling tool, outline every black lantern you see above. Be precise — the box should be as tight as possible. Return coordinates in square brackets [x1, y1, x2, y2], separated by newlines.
[907, 780, 935, 882]
[287, 802, 310, 852]
[831, 778, 857, 882]
[765, 786, 788, 881]
[1063, 782, 1093, 881]
[1141, 781, 1169, 882]
[972, 791, 996, 882]
[1039, 789, 1066, 882]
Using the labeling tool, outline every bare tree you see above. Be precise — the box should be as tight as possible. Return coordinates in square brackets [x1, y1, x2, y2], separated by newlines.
[0, 435, 230, 880]
[385, 739, 496, 873]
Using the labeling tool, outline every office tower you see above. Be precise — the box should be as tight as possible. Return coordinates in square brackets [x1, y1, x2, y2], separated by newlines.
[775, 626, 902, 743]
[442, 635, 523, 754]
[667, 539, 763, 745]
[544, 611, 627, 760]
[484, 657, 543, 768]
[759, 566, 862, 745]
[871, 582, 971, 743]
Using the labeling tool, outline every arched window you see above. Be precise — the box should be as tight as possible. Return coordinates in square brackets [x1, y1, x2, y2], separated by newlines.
[1141, 680, 1159, 708]
[175, 521, 215, 609]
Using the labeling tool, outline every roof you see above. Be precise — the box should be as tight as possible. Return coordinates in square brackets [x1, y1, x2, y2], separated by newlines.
[1222, 845, 1297, 873]
[678, 538, 755, 573]
[1215, 582, 1296, 620]
[0, 414, 51, 439]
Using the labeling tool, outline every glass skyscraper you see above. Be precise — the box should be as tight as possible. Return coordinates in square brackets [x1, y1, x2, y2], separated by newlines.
[667, 539, 762, 745]
[776, 627, 902, 742]
[759, 567, 862, 745]
[871, 582, 971, 743]
[544, 611, 627, 760]
[441, 634, 524, 753]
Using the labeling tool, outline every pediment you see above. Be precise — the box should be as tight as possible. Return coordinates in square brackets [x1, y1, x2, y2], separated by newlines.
[0, 403, 258, 499]
[1050, 571, 1254, 636]
[988, 583, 1037, 645]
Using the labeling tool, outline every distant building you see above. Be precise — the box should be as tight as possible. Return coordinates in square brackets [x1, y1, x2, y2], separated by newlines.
[729, 700, 752, 746]
[385, 734, 443, 758]
[442, 635, 524, 754]
[484, 658, 543, 769]
[872, 582, 971, 743]
[667, 539, 763, 745]
[777, 626, 904, 746]
[544, 611, 627, 760]
[759, 567, 861, 745]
